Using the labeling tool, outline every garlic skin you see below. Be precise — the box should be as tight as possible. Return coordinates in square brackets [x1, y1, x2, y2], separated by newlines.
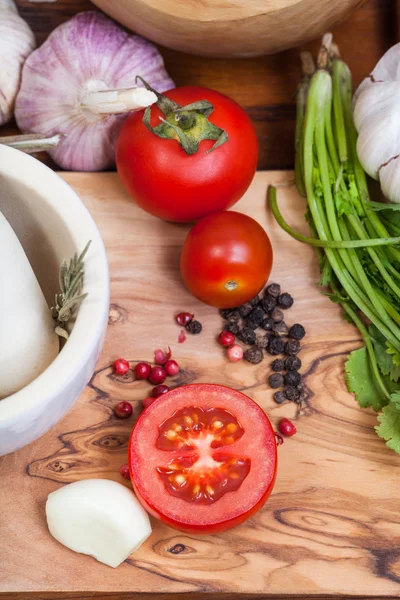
[15, 11, 174, 171]
[46, 479, 152, 568]
[0, 0, 35, 126]
[354, 43, 400, 202]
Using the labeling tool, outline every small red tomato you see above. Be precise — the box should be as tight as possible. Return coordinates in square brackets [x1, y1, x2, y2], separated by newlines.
[152, 384, 170, 398]
[120, 464, 130, 480]
[149, 366, 167, 385]
[114, 401, 133, 419]
[278, 418, 297, 437]
[164, 360, 179, 376]
[218, 331, 235, 348]
[129, 384, 277, 534]
[116, 86, 258, 223]
[113, 358, 130, 375]
[180, 211, 273, 308]
[142, 397, 155, 409]
[134, 362, 151, 380]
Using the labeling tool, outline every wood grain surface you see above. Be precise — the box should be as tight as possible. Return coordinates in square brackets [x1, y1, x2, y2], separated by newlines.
[1, 171, 400, 599]
[1, 0, 397, 170]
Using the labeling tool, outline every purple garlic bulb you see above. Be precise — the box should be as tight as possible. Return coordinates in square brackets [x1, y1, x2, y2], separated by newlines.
[15, 11, 174, 171]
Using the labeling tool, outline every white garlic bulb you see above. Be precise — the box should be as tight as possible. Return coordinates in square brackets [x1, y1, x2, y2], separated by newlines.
[0, 0, 35, 126]
[354, 43, 400, 203]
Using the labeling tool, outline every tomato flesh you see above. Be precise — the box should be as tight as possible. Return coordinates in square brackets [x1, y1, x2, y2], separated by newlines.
[156, 406, 251, 505]
[129, 384, 277, 534]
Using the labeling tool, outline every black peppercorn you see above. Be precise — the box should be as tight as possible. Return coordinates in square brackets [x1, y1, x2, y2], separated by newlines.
[244, 319, 259, 330]
[271, 358, 285, 372]
[261, 317, 274, 331]
[244, 347, 264, 364]
[284, 385, 300, 401]
[269, 373, 284, 388]
[296, 383, 306, 404]
[249, 295, 260, 307]
[261, 295, 277, 314]
[248, 307, 265, 326]
[238, 327, 256, 345]
[256, 335, 269, 349]
[273, 391, 286, 404]
[224, 322, 240, 335]
[186, 320, 202, 334]
[285, 340, 301, 355]
[219, 308, 232, 319]
[289, 323, 306, 340]
[271, 308, 284, 323]
[284, 370, 301, 386]
[272, 321, 289, 337]
[226, 310, 241, 323]
[266, 283, 281, 299]
[285, 356, 302, 371]
[238, 303, 253, 318]
[278, 292, 294, 309]
[267, 337, 285, 356]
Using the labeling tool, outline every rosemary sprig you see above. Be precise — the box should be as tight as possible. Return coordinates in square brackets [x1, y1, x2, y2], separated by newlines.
[51, 241, 91, 340]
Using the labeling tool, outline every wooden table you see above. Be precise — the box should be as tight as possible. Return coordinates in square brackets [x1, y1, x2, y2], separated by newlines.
[1, 0, 398, 170]
[1, 171, 400, 600]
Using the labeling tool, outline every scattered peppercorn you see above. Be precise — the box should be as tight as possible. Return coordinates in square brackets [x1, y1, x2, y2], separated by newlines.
[186, 320, 202, 334]
[224, 322, 240, 335]
[255, 335, 269, 349]
[226, 310, 241, 323]
[278, 418, 297, 437]
[152, 384, 170, 398]
[268, 337, 285, 355]
[238, 303, 253, 318]
[273, 391, 286, 404]
[289, 323, 306, 340]
[248, 307, 265, 326]
[261, 295, 276, 313]
[176, 312, 194, 326]
[272, 321, 289, 337]
[244, 318, 259, 330]
[271, 308, 284, 323]
[238, 327, 256, 345]
[278, 292, 294, 309]
[269, 373, 284, 388]
[114, 401, 133, 419]
[284, 370, 301, 386]
[283, 385, 300, 402]
[275, 432, 284, 445]
[119, 464, 130, 480]
[285, 339, 301, 355]
[249, 295, 260, 307]
[261, 317, 274, 331]
[218, 330, 235, 348]
[266, 283, 281, 299]
[296, 383, 306, 403]
[227, 344, 244, 362]
[271, 358, 285, 372]
[113, 358, 130, 376]
[285, 356, 302, 371]
[244, 346, 264, 364]
[219, 308, 233, 319]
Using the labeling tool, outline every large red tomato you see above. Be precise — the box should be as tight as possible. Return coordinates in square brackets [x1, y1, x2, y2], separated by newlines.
[116, 86, 258, 222]
[129, 384, 277, 534]
[180, 211, 273, 308]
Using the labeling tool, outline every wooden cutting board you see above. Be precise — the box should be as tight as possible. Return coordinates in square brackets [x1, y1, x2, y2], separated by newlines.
[1, 172, 400, 600]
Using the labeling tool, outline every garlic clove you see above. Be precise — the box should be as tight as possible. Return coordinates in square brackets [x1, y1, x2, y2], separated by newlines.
[379, 155, 400, 203]
[46, 479, 152, 568]
[354, 81, 400, 179]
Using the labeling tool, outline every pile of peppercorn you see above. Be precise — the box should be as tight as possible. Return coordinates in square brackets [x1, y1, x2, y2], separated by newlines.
[219, 283, 306, 404]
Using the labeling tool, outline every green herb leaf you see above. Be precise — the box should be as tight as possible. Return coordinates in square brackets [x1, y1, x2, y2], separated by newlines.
[324, 291, 349, 304]
[345, 346, 389, 410]
[368, 202, 400, 212]
[369, 325, 400, 382]
[386, 341, 400, 366]
[376, 401, 400, 455]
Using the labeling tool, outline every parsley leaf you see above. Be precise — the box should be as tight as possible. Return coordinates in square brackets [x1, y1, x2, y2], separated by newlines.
[386, 342, 400, 366]
[345, 346, 389, 411]
[376, 400, 400, 455]
[369, 325, 400, 382]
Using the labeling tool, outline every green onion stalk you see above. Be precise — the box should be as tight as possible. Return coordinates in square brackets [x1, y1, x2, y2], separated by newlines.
[269, 34, 400, 406]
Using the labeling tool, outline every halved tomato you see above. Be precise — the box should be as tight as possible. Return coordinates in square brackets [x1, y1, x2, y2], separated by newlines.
[129, 384, 277, 534]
